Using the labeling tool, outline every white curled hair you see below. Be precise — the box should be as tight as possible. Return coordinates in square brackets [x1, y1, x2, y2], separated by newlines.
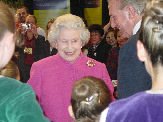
[48, 14, 90, 46]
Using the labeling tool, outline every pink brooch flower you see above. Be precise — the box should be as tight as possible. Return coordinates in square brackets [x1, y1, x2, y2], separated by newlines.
[87, 60, 95, 67]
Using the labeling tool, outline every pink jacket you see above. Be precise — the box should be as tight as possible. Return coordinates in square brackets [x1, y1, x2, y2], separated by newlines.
[27, 52, 114, 122]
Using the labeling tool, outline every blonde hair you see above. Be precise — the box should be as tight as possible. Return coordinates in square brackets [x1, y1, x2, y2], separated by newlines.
[0, 2, 15, 41]
[25, 15, 37, 24]
[48, 14, 90, 46]
[0, 60, 20, 80]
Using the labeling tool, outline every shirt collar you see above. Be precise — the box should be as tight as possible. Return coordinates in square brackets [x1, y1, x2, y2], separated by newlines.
[133, 20, 142, 35]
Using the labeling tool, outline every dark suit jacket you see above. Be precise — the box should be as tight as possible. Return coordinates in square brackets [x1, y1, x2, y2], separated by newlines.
[45, 40, 58, 56]
[117, 34, 152, 99]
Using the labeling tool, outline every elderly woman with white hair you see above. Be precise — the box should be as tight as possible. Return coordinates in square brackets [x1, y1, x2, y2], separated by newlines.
[27, 14, 114, 122]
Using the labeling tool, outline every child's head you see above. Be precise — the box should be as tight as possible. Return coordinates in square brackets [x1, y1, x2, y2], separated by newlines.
[70, 76, 111, 122]
[106, 29, 118, 48]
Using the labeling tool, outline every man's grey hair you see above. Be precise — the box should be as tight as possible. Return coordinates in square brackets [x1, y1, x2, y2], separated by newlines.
[108, 0, 148, 15]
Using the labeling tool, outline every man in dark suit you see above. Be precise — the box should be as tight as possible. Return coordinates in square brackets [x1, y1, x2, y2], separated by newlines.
[108, 0, 152, 99]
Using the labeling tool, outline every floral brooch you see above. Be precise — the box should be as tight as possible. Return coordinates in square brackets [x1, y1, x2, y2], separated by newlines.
[87, 60, 95, 67]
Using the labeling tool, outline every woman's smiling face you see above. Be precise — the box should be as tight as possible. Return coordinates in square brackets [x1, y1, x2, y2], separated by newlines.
[56, 28, 82, 64]
[106, 31, 117, 47]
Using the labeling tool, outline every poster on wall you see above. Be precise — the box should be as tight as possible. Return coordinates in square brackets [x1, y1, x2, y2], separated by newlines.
[84, 0, 102, 26]
[33, 0, 70, 31]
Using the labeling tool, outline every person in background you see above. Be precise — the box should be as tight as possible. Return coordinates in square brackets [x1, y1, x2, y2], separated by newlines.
[14, 7, 29, 64]
[16, 15, 49, 83]
[69, 76, 111, 122]
[0, 2, 50, 122]
[116, 30, 128, 47]
[27, 14, 114, 122]
[106, 29, 119, 80]
[108, 0, 152, 99]
[103, 21, 111, 38]
[101, 1, 163, 121]
[16, 7, 45, 38]
[15, 12, 20, 24]
[87, 24, 111, 65]
[16, 6, 29, 25]
[0, 60, 20, 80]
[45, 18, 57, 56]
[46, 18, 55, 40]
[23, 15, 45, 38]
[103, 22, 128, 48]
[106, 29, 119, 99]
